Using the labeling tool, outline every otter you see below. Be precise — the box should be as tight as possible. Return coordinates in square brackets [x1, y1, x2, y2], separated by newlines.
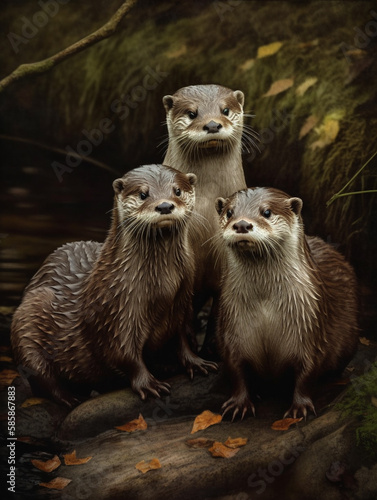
[215, 187, 358, 419]
[162, 85, 255, 347]
[11, 164, 217, 407]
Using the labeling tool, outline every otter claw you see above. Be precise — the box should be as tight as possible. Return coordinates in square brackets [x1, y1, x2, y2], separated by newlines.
[284, 398, 316, 419]
[222, 396, 255, 421]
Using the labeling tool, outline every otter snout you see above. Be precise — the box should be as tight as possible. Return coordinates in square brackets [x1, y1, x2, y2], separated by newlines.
[203, 120, 222, 133]
[233, 220, 252, 234]
[156, 202, 175, 214]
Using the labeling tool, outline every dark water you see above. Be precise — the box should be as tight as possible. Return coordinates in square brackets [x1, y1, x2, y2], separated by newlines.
[1, 142, 121, 307]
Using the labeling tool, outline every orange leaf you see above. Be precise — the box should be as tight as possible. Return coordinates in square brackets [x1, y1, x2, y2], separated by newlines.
[263, 78, 294, 97]
[0, 369, 19, 386]
[115, 414, 147, 432]
[359, 337, 370, 346]
[271, 417, 303, 431]
[310, 118, 340, 150]
[191, 410, 222, 434]
[63, 450, 92, 466]
[224, 437, 248, 449]
[299, 115, 319, 139]
[0, 356, 13, 362]
[39, 477, 72, 490]
[209, 441, 240, 458]
[185, 438, 215, 449]
[32, 455, 61, 473]
[21, 397, 45, 408]
[135, 458, 161, 474]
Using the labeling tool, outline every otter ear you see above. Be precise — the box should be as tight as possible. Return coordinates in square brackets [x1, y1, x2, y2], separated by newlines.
[113, 178, 125, 195]
[215, 197, 227, 215]
[186, 173, 197, 186]
[233, 90, 245, 107]
[163, 95, 174, 112]
[288, 197, 303, 215]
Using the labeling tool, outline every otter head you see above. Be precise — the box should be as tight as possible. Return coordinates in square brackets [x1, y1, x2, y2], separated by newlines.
[113, 164, 196, 233]
[163, 84, 244, 156]
[215, 188, 303, 257]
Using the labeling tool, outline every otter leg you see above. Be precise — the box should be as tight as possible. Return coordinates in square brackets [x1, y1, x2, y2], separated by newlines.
[178, 324, 218, 379]
[28, 373, 82, 408]
[127, 359, 171, 400]
[222, 359, 255, 421]
[284, 370, 316, 419]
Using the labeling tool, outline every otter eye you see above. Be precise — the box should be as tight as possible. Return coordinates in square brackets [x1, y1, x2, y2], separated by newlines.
[262, 209, 271, 218]
[226, 209, 233, 219]
[175, 188, 181, 196]
[140, 192, 149, 200]
[187, 111, 197, 119]
[222, 108, 230, 116]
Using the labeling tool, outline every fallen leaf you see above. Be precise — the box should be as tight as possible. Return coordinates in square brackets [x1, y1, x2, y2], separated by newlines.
[359, 337, 370, 346]
[32, 455, 61, 473]
[224, 437, 248, 449]
[271, 417, 303, 431]
[185, 438, 215, 449]
[299, 115, 319, 139]
[0, 369, 19, 386]
[371, 396, 377, 408]
[239, 58, 255, 71]
[21, 397, 45, 408]
[115, 414, 147, 432]
[0, 356, 13, 362]
[191, 410, 222, 434]
[63, 450, 92, 466]
[263, 78, 294, 97]
[209, 441, 240, 458]
[296, 77, 318, 96]
[135, 458, 161, 474]
[310, 118, 340, 150]
[257, 41, 283, 58]
[39, 477, 72, 490]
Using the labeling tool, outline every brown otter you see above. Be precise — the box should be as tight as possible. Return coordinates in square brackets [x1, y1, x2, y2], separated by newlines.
[162, 85, 256, 348]
[11, 164, 217, 407]
[215, 187, 358, 419]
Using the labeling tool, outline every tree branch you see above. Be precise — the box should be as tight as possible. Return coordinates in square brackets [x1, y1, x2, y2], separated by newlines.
[0, 0, 138, 93]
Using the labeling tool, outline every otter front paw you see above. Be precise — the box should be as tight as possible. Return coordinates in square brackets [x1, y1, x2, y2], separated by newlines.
[222, 394, 255, 421]
[180, 352, 218, 379]
[131, 373, 171, 400]
[284, 395, 316, 419]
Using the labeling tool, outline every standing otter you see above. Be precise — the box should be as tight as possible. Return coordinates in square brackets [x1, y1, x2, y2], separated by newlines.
[11, 164, 217, 407]
[163, 85, 254, 346]
[215, 187, 358, 419]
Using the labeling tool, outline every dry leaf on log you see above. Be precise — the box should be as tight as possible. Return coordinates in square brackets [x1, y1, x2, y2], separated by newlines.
[209, 442, 240, 458]
[115, 413, 147, 432]
[39, 477, 72, 490]
[135, 458, 161, 474]
[271, 417, 302, 430]
[32, 455, 61, 473]
[191, 410, 222, 434]
[224, 437, 248, 448]
[185, 438, 215, 449]
[63, 450, 92, 466]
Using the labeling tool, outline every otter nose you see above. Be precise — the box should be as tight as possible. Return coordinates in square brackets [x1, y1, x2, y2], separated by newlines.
[233, 220, 252, 234]
[156, 202, 175, 215]
[203, 120, 222, 134]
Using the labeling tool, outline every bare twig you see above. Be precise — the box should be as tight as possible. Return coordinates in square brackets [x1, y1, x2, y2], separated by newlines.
[0, 0, 138, 93]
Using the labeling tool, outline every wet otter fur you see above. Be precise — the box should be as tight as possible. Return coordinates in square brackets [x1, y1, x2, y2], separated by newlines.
[163, 84, 257, 351]
[215, 187, 359, 419]
[11, 164, 217, 407]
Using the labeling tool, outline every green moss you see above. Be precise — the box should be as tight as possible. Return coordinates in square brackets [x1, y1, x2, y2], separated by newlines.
[336, 363, 377, 460]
